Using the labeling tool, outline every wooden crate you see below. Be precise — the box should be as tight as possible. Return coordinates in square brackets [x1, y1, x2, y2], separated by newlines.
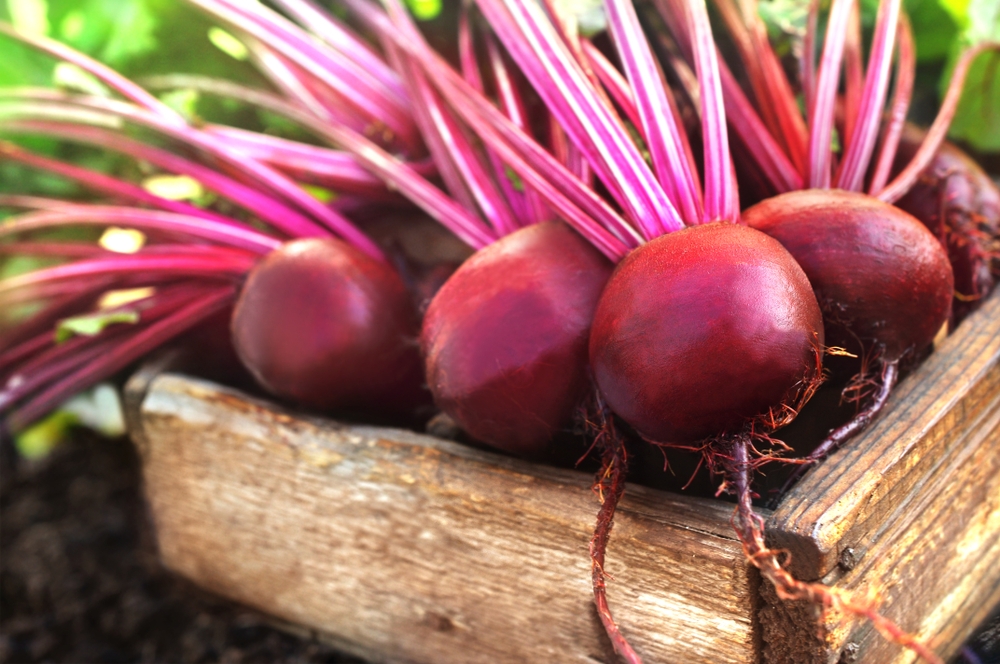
[123, 291, 1000, 664]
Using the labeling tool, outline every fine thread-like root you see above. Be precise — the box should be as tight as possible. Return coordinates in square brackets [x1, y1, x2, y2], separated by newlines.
[816, 357, 899, 459]
[586, 395, 643, 664]
[779, 358, 899, 496]
[725, 435, 944, 664]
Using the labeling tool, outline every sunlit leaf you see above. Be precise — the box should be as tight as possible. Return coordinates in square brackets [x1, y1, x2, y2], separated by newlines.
[98, 287, 155, 309]
[406, 0, 443, 21]
[55, 309, 140, 343]
[61, 383, 126, 437]
[939, 0, 972, 27]
[141, 174, 205, 201]
[208, 26, 249, 60]
[552, 0, 606, 35]
[15, 410, 77, 459]
[98, 226, 146, 253]
[7, 0, 49, 35]
[53, 61, 111, 96]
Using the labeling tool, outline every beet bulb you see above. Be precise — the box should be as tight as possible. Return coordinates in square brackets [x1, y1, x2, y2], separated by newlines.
[421, 222, 612, 457]
[893, 125, 1000, 326]
[231, 237, 425, 416]
[744, 190, 954, 363]
[589, 223, 824, 443]
[744, 190, 954, 464]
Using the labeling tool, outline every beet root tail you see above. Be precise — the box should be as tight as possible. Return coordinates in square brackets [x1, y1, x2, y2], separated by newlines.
[587, 398, 643, 664]
[779, 358, 899, 495]
[725, 435, 943, 664]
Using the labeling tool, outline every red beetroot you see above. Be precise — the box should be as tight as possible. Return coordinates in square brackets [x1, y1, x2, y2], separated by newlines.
[744, 190, 954, 469]
[231, 237, 426, 415]
[589, 223, 824, 443]
[421, 222, 612, 457]
[743, 190, 954, 363]
[893, 125, 1000, 325]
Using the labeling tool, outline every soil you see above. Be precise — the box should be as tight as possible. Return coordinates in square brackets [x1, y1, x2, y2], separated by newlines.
[1, 428, 998, 664]
[0, 430, 363, 664]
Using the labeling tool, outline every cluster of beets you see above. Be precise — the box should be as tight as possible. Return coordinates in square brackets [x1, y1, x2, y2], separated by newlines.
[1, 0, 998, 661]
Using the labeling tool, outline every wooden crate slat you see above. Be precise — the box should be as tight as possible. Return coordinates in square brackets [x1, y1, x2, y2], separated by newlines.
[760, 378, 1000, 663]
[130, 374, 757, 664]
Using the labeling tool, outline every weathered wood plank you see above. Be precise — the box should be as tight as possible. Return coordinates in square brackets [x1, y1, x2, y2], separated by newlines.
[129, 373, 757, 664]
[824, 397, 1000, 664]
[760, 385, 1000, 663]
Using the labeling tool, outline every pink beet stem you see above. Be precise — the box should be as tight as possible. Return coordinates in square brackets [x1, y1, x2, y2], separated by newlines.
[4, 286, 235, 433]
[837, 0, 902, 191]
[2, 206, 281, 255]
[878, 43, 999, 203]
[807, 0, 854, 189]
[868, 15, 916, 195]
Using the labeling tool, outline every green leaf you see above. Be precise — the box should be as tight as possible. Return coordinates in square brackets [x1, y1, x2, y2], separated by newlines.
[15, 410, 77, 459]
[208, 26, 249, 60]
[757, 0, 809, 40]
[55, 309, 140, 343]
[405, 0, 443, 21]
[12, 384, 125, 456]
[905, 0, 960, 62]
[40, 0, 160, 68]
[158, 87, 200, 121]
[58, 9, 85, 40]
[945, 49, 1000, 151]
[301, 184, 337, 203]
[7, 0, 50, 35]
[936, 0, 1000, 151]
[503, 165, 525, 193]
[0, 33, 57, 88]
[98, 0, 158, 66]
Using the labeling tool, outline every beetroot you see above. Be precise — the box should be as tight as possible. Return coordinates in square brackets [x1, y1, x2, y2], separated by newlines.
[744, 190, 954, 463]
[421, 222, 612, 457]
[744, 190, 954, 362]
[893, 125, 1000, 326]
[231, 238, 426, 415]
[590, 223, 824, 443]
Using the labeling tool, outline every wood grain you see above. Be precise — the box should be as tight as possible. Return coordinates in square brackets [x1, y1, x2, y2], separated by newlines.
[762, 291, 1000, 663]
[127, 374, 757, 664]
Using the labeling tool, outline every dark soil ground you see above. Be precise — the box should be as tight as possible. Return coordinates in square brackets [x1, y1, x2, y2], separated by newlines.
[1, 429, 998, 664]
[0, 430, 362, 664]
